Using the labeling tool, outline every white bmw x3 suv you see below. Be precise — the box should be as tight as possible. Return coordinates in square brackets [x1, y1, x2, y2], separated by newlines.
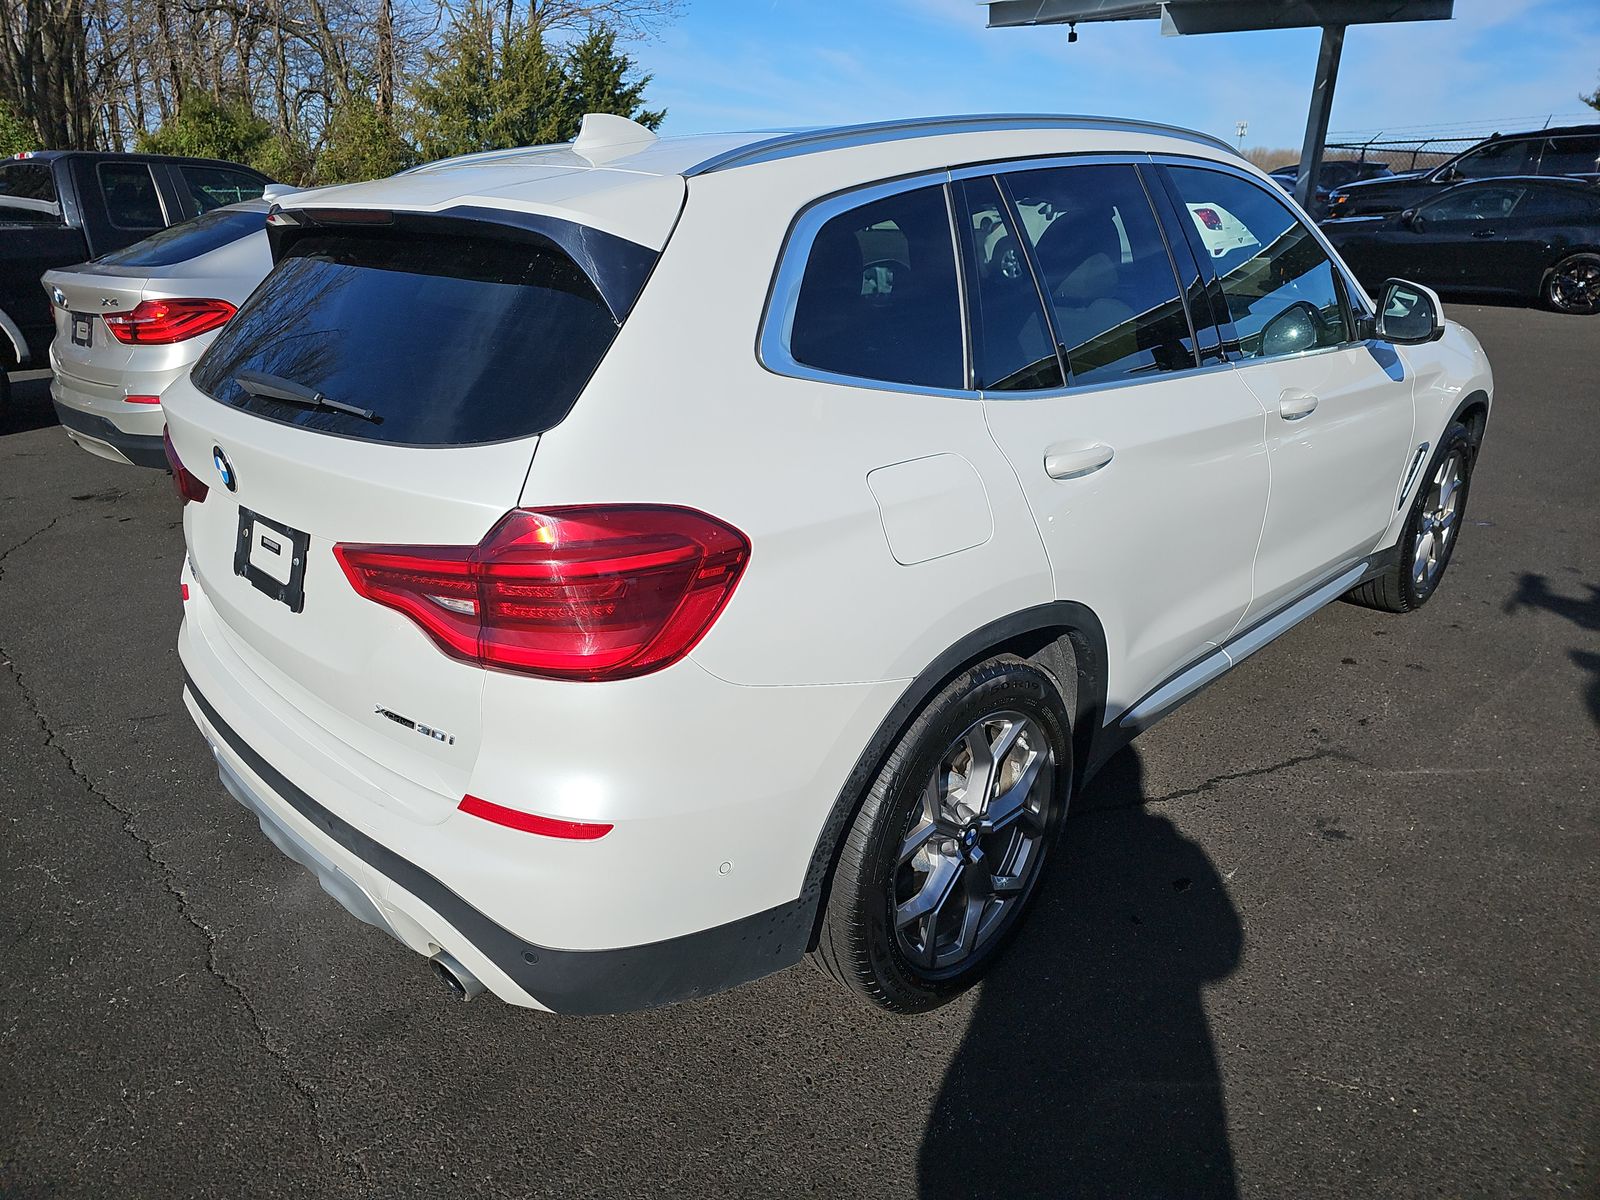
[165, 113, 1492, 1014]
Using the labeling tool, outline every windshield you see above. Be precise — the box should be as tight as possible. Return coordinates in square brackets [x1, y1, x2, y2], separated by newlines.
[95, 207, 265, 267]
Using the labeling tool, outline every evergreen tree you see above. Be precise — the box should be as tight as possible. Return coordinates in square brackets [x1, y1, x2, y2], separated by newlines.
[558, 24, 666, 139]
[137, 93, 273, 165]
[1583, 72, 1599, 113]
[318, 94, 416, 183]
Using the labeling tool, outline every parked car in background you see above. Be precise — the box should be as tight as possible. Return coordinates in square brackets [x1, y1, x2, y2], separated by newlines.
[1324, 176, 1600, 314]
[43, 200, 276, 467]
[0, 151, 271, 423]
[1326, 124, 1600, 219]
[165, 112, 1492, 1016]
[1269, 158, 1393, 215]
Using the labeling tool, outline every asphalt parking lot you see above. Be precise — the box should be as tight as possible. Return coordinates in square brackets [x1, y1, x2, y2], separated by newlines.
[1, 303, 1595, 1199]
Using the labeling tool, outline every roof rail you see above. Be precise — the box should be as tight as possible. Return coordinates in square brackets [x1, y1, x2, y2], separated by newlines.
[683, 113, 1236, 176]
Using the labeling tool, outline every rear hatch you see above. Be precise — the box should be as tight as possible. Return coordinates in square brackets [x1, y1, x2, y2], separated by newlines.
[45, 206, 272, 390]
[165, 204, 665, 822]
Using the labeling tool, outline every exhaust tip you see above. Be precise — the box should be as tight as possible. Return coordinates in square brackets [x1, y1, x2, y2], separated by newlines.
[429, 951, 486, 1002]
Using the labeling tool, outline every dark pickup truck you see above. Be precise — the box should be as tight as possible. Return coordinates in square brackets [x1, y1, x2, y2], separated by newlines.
[0, 150, 272, 420]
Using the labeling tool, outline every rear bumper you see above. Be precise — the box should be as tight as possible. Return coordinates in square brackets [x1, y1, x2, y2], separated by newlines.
[51, 399, 166, 469]
[188, 673, 814, 1012]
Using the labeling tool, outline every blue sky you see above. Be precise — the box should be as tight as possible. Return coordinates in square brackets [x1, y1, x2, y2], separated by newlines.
[638, 0, 1600, 150]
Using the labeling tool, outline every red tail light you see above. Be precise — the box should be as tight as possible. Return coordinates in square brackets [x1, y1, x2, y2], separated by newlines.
[333, 506, 750, 681]
[104, 298, 236, 345]
[162, 428, 209, 504]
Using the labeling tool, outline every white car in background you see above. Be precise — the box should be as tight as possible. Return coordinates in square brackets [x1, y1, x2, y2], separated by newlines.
[162, 113, 1493, 1015]
[44, 199, 277, 468]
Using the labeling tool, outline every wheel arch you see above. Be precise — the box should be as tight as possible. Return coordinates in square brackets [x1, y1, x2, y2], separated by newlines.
[0, 306, 29, 368]
[798, 601, 1109, 948]
[1451, 389, 1490, 449]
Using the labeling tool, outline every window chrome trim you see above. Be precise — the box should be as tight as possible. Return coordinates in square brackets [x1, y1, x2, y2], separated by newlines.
[757, 169, 977, 400]
[1149, 152, 1376, 320]
[686, 115, 1236, 177]
[949, 151, 1149, 181]
[978, 357, 1237, 403]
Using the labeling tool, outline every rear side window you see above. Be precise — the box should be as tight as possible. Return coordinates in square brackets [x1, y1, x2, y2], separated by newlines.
[953, 175, 1062, 392]
[193, 227, 621, 446]
[785, 184, 964, 390]
[1418, 185, 1526, 222]
[95, 207, 264, 267]
[1165, 166, 1352, 361]
[1453, 138, 1535, 180]
[0, 162, 61, 225]
[99, 162, 164, 229]
[1003, 163, 1196, 386]
[181, 165, 266, 213]
[1536, 135, 1600, 176]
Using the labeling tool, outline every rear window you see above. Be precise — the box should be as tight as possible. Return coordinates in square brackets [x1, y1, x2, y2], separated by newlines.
[0, 162, 61, 225]
[95, 207, 264, 267]
[192, 227, 621, 446]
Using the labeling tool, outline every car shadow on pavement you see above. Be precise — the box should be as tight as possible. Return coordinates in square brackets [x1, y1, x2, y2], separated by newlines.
[919, 747, 1243, 1200]
[1502, 572, 1600, 728]
[2, 371, 59, 436]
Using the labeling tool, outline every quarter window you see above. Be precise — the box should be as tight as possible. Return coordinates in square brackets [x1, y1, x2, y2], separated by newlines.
[952, 176, 1062, 392]
[1535, 135, 1600, 177]
[0, 162, 61, 226]
[787, 184, 964, 390]
[99, 162, 164, 229]
[1002, 163, 1196, 387]
[1165, 166, 1352, 361]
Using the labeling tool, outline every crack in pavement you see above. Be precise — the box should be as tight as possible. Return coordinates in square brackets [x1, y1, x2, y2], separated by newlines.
[0, 511, 363, 1185]
[1075, 748, 1364, 819]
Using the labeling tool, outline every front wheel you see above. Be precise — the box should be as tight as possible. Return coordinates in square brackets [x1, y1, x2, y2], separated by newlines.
[1345, 421, 1477, 613]
[1543, 252, 1600, 315]
[814, 656, 1072, 1013]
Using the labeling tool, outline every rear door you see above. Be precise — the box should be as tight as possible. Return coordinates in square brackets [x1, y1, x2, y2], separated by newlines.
[968, 161, 1270, 706]
[1158, 162, 1415, 623]
[164, 210, 649, 819]
[1406, 184, 1531, 289]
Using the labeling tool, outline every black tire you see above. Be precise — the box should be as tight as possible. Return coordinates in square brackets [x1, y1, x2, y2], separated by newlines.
[1543, 252, 1600, 315]
[1345, 420, 1477, 613]
[814, 655, 1072, 1013]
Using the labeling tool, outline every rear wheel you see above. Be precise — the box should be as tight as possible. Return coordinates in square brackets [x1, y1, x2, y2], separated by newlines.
[1543, 252, 1600, 315]
[1344, 421, 1476, 613]
[814, 656, 1071, 1013]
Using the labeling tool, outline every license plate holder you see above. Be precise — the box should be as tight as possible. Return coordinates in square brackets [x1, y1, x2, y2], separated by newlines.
[234, 507, 311, 612]
[71, 313, 93, 347]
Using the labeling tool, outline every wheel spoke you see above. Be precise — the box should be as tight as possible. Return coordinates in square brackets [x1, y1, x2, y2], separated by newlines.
[982, 749, 1045, 834]
[896, 855, 962, 931]
[953, 893, 986, 957]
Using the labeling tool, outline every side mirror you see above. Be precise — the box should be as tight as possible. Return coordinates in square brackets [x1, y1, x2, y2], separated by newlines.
[1400, 207, 1421, 230]
[1370, 278, 1445, 345]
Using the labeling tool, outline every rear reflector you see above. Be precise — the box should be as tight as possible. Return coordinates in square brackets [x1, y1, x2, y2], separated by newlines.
[162, 427, 208, 504]
[105, 298, 236, 345]
[125, 394, 161, 405]
[333, 506, 750, 681]
[459, 794, 613, 840]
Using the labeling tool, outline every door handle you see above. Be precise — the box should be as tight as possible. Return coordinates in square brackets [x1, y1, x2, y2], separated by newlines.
[1470, 229, 1495, 239]
[1044, 443, 1115, 480]
[1278, 389, 1319, 421]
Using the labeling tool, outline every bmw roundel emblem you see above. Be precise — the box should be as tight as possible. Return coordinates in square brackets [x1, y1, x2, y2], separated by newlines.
[212, 446, 236, 492]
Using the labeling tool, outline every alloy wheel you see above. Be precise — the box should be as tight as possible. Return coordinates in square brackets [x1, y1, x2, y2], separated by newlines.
[893, 711, 1055, 973]
[1412, 450, 1465, 593]
[1548, 255, 1600, 314]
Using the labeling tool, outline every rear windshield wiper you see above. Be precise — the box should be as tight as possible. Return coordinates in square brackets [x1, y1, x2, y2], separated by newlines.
[235, 369, 380, 423]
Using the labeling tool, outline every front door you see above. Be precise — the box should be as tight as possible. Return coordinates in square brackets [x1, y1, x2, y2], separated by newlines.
[1160, 163, 1416, 624]
[958, 163, 1271, 713]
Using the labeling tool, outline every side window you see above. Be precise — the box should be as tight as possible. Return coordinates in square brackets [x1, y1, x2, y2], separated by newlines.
[181, 166, 266, 213]
[1535, 136, 1600, 177]
[0, 162, 62, 226]
[1418, 185, 1526, 223]
[1165, 166, 1352, 362]
[98, 162, 164, 229]
[1516, 186, 1600, 223]
[1002, 163, 1196, 387]
[952, 176, 1062, 392]
[787, 184, 963, 390]
[1453, 138, 1534, 180]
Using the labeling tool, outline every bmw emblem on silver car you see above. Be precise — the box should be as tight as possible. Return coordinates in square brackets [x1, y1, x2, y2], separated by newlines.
[212, 446, 236, 492]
